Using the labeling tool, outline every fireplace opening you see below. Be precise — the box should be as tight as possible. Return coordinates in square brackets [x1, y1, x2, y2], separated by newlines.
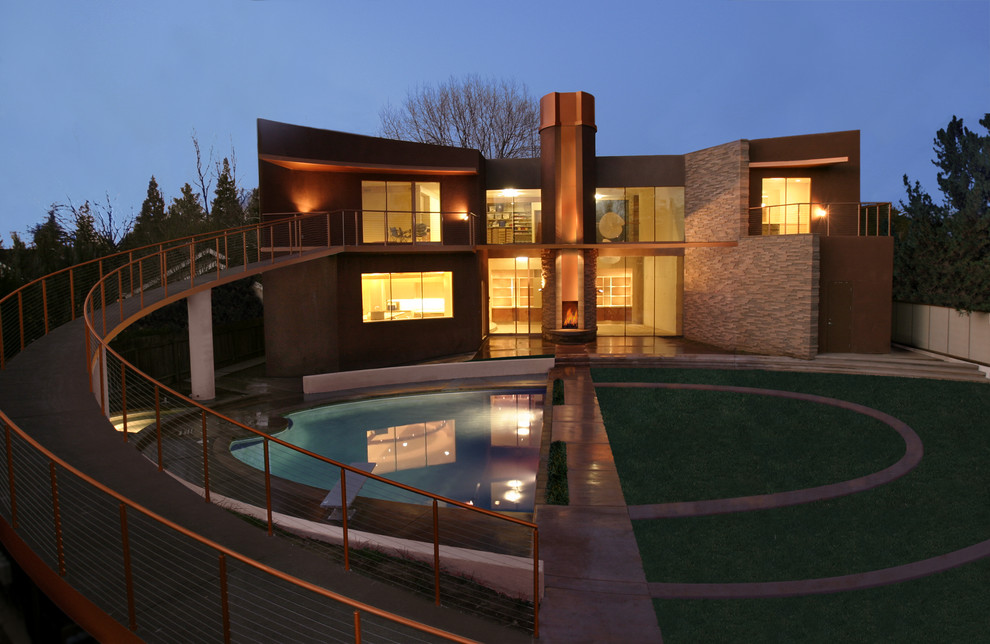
[562, 301, 579, 329]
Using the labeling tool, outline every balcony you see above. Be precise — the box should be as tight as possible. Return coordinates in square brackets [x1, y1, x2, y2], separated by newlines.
[752, 202, 893, 237]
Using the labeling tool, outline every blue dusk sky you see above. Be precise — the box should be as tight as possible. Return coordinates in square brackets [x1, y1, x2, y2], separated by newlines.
[1, 0, 987, 241]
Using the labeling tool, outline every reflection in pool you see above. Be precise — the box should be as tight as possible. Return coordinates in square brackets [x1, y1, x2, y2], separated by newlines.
[231, 389, 544, 512]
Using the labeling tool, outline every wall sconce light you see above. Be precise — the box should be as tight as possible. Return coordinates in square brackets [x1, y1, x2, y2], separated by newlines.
[815, 206, 828, 218]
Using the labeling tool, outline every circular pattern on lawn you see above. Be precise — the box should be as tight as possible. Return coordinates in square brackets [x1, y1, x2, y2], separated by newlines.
[599, 382, 990, 599]
[597, 383, 923, 519]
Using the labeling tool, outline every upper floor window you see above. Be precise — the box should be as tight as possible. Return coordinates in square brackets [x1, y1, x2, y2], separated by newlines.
[594, 187, 684, 242]
[362, 181, 441, 244]
[486, 189, 541, 244]
[761, 178, 811, 235]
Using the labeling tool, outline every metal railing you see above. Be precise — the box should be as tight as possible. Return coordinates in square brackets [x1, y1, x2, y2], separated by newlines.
[0, 212, 539, 641]
[260, 210, 478, 248]
[752, 202, 892, 237]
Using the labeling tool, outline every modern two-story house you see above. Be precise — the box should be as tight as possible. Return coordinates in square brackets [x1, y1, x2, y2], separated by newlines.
[257, 91, 893, 376]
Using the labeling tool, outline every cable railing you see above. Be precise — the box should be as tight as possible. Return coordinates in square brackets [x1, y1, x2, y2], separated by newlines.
[260, 210, 479, 248]
[1, 212, 539, 641]
[751, 201, 892, 237]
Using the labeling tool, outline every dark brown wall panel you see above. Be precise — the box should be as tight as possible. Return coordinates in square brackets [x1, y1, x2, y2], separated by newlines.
[819, 236, 893, 353]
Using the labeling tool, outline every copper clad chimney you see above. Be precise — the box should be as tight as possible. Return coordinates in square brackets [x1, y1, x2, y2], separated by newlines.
[540, 92, 598, 343]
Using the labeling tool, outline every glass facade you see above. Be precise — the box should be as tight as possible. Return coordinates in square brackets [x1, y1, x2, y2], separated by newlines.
[595, 255, 683, 336]
[595, 187, 685, 242]
[485, 189, 541, 244]
[761, 178, 811, 235]
[362, 181, 441, 243]
[488, 257, 542, 334]
[362, 271, 453, 322]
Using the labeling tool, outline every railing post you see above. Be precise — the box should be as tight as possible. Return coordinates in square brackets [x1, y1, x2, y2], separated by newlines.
[155, 386, 163, 471]
[17, 291, 24, 351]
[128, 251, 135, 296]
[117, 271, 124, 326]
[353, 610, 362, 644]
[139, 261, 145, 309]
[120, 503, 138, 632]
[0, 306, 5, 369]
[69, 268, 76, 320]
[50, 462, 65, 576]
[120, 363, 128, 442]
[100, 278, 107, 338]
[340, 467, 350, 570]
[219, 554, 231, 644]
[5, 422, 18, 529]
[42, 279, 49, 335]
[263, 438, 273, 536]
[433, 498, 441, 606]
[533, 526, 540, 638]
[98, 344, 107, 417]
[201, 410, 211, 503]
[242, 231, 248, 271]
[190, 243, 196, 287]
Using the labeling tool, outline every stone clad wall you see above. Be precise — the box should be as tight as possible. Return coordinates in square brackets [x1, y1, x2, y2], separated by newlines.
[684, 140, 749, 242]
[684, 235, 820, 358]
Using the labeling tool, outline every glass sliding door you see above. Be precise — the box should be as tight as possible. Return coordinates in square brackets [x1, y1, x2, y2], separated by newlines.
[488, 257, 542, 334]
[596, 255, 682, 337]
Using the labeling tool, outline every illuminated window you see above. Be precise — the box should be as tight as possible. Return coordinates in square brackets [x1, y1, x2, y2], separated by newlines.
[362, 271, 453, 322]
[761, 178, 811, 234]
[486, 189, 541, 244]
[594, 187, 684, 242]
[362, 181, 441, 243]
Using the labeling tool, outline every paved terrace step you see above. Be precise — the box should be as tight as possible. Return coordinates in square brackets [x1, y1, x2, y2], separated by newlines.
[554, 351, 989, 383]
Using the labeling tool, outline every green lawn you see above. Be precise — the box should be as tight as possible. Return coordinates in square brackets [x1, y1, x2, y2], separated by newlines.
[592, 368, 990, 643]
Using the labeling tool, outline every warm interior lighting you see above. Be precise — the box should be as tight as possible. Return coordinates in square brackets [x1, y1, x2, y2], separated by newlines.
[502, 188, 520, 198]
[504, 489, 523, 503]
[815, 206, 828, 218]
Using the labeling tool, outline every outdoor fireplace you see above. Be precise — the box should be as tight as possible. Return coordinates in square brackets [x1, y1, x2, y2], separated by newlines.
[562, 301, 579, 329]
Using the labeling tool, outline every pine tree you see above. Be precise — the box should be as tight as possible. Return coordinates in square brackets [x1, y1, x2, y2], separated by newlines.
[895, 113, 990, 311]
[209, 158, 244, 231]
[130, 176, 168, 247]
[168, 183, 206, 237]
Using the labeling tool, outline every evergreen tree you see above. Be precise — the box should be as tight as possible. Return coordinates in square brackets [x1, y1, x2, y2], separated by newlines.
[895, 114, 990, 311]
[209, 158, 244, 231]
[67, 200, 105, 263]
[167, 183, 206, 237]
[30, 209, 69, 276]
[130, 176, 168, 247]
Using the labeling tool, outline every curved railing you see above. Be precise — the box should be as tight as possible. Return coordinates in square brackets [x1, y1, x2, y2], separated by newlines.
[0, 212, 539, 641]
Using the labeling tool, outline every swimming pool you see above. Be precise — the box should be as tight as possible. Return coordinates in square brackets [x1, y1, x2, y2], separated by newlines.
[230, 389, 544, 512]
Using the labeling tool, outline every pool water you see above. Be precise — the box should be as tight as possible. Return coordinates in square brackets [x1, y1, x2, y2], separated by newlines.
[231, 389, 544, 512]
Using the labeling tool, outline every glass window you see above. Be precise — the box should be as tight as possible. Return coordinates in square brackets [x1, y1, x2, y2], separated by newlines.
[488, 257, 542, 334]
[761, 178, 811, 235]
[595, 187, 685, 242]
[361, 181, 442, 244]
[596, 254, 683, 337]
[362, 271, 453, 322]
[485, 189, 541, 244]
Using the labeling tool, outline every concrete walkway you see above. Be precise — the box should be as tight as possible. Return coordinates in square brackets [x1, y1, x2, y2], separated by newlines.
[534, 366, 664, 643]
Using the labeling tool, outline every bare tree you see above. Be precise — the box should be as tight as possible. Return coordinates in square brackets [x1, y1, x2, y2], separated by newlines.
[192, 131, 214, 218]
[379, 75, 540, 159]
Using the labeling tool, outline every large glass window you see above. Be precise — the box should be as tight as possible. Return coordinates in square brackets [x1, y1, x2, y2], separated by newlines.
[486, 189, 541, 244]
[596, 255, 683, 337]
[595, 187, 684, 242]
[761, 178, 811, 235]
[488, 257, 542, 334]
[362, 271, 453, 322]
[362, 181, 441, 243]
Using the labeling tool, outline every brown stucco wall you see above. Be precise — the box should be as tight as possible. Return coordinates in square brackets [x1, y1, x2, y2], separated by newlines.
[684, 140, 749, 242]
[819, 236, 893, 353]
[748, 130, 861, 236]
[263, 252, 481, 376]
[263, 257, 339, 376]
[684, 235, 820, 358]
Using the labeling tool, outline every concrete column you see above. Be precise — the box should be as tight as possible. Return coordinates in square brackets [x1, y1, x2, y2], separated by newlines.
[187, 289, 215, 401]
